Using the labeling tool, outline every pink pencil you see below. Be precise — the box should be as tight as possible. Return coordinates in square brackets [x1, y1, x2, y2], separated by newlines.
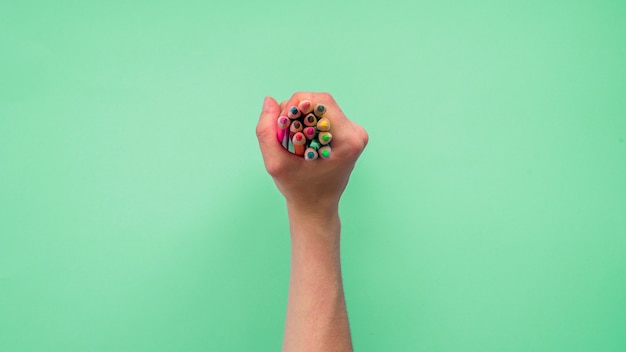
[303, 127, 316, 140]
[277, 116, 290, 146]
[298, 100, 313, 115]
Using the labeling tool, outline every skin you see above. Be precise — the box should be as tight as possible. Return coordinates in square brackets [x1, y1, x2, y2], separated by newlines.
[256, 92, 368, 352]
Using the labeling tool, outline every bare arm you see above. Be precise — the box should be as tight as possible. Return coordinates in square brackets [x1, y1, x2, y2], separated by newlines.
[256, 92, 368, 352]
[284, 203, 350, 351]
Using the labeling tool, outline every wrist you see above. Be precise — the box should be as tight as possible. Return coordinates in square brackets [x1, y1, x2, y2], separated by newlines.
[286, 198, 339, 221]
[286, 201, 341, 248]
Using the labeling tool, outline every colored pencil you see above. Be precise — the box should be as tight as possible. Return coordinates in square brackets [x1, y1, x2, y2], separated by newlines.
[319, 146, 331, 159]
[275, 103, 331, 156]
[304, 148, 318, 161]
[289, 120, 303, 142]
[288, 138, 294, 153]
[316, 117, 331, 132]
[277, 116, 290, 144]
[292, 132, 306, 156]
[303, 126, 316, 140]
[290, 120, 303, 133]
[303, 113, 317, 127]
[283, 131, 289, 149]
[298, 100, 313, 115]
[314, 104, 326, 117]
[318, 131, 332, 145]
[309, 139, 322, 151]
[288, 106, 301, 119]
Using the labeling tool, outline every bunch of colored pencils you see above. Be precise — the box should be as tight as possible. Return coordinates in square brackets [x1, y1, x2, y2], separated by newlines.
[276, 100, 332, 160]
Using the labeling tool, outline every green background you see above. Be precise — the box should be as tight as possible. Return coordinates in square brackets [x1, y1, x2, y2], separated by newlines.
[1, 0, 625, 351]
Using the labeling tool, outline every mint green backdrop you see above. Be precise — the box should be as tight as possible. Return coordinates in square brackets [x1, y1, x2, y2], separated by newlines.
[1, 1, 625, 351]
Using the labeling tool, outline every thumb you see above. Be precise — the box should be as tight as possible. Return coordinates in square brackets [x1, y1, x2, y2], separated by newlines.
[256, 96, 282, 157]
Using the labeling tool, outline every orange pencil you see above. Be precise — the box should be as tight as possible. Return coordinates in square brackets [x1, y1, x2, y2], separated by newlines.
[292, 132, 306, 156]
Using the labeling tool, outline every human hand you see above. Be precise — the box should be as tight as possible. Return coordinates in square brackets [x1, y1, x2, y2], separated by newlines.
[256, 92, 368, 214]
[257, 92, 363, 350]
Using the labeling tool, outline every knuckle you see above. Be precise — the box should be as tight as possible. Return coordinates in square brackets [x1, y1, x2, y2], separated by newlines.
[317, 92, 334, 101]
[265, 160, 287, 178]
[344, 135, 364, 158]
[360, 127, 369, 148]
[255, 124, 266, 139]
[291, 92, 308, 101]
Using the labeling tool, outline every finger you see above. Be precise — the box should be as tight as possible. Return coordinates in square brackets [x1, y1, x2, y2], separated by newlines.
[278, 92, 348, 156]
[256, 96, 283, 159]
[274, 92, 368, 161]
[280, 92, 315, 118]
[308, 93, 351, 143]
[308, 93, 368, 159]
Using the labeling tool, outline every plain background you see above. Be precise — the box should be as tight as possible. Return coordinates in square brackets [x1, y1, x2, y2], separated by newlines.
[1, 0, 625, 351]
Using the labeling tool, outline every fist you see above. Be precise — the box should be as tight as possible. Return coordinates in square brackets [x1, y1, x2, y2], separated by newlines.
[256, 92, 368, 210]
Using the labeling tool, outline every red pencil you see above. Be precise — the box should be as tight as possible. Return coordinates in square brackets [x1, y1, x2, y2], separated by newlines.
[292, 132, 306, 156]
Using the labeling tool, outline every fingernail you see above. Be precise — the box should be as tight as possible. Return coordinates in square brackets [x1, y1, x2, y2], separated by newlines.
[262, 96, 270, 112]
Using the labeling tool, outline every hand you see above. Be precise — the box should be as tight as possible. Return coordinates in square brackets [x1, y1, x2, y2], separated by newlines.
[256, 92, 369, 214]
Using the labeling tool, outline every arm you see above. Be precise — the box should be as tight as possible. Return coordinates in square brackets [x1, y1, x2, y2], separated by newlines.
[284, 203, 350, 351]
[256, 92, 368, 352]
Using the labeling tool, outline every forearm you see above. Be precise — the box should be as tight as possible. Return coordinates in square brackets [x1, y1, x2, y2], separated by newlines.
[283, 203, 353, 352]
[256, 92, 366, 351]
